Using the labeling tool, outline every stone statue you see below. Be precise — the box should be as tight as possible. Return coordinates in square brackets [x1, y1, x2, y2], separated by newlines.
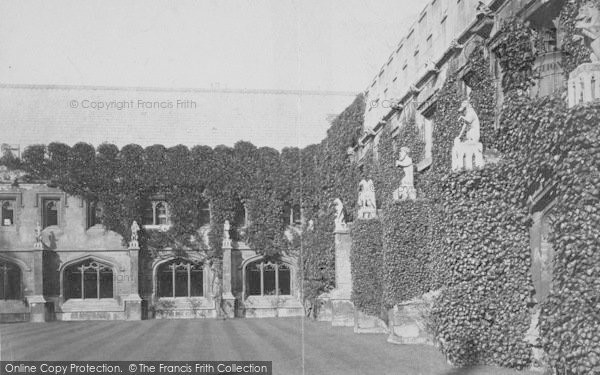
[453, 100, 485, 171]
[357, 179, 377, 219]
[129, 220, 140, 248]
[575, 1, 600, 62]
[394, 147, 417, 201]
[476, 1, 492, 18]
[457, 100, 480, 143]
[34, 222, 43, 249]
[210, 260, 223, 298]
[333, 198, 346, 230]
[223, 220, 231, 240]
[307, 219, 314, 231]
[424, 59, 439, 74]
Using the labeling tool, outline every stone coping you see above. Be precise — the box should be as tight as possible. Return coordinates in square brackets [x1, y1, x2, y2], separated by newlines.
[153, 297, 214, 309]
[61, 298, 122, 312]
[244, 295, 303, 308]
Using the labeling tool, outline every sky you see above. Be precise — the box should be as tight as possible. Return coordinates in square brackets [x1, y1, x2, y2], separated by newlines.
[0, 0, 424, 149]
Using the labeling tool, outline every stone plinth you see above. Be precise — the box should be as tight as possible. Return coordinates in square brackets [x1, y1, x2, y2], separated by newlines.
[452, 141, 484, 171]
[354, 310, 388, 334]
[330, 227, 354, 327]
[357, 207, 377, 220]
[242, 296, 303, 318]
[387, 291, 439, 345]
[124, 294, 142, 320]
[315, 293, 332, 322]
[525, 308, 549, 372]
[393, 186, 417, 201]
[568, 62, 600, 107]
[27, 295, 51, 323]
[221, 239, 236, 319]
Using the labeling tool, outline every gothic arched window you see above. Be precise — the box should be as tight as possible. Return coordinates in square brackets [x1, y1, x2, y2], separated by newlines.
[245, 260, 291, 297]
[0, 261, 21, 300]
[157, 259, 204, 298]
[65, 259, 113, 300]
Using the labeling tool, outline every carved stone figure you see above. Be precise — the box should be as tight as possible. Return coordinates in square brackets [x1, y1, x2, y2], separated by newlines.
[575, 1, 600, 62]
[307, 219, 314, 231]
[424, 60, 439, 74]
[453, 100, 485, 171]
[457, 100, 480, 143]
[129, 220, 140, 248]
[358, 179, 377, 219]
[394, 147, 417, 201]
[333, 198, 347, 230]
[222, 220, 232, 247]
[34, 222, 43, 249]
[476, 1, 492, 18]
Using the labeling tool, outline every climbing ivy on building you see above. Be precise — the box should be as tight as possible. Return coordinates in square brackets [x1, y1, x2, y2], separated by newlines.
[494, 18, 539, 93]
[350, 219, 383, 316]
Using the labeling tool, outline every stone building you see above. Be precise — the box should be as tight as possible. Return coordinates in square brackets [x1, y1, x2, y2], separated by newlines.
[355, 0, 566, 306]
[0, 168, 304, 322]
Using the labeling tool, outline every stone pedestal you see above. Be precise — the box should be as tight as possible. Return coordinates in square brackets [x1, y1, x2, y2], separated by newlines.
[393, 186, 417, 201]
[387, 291, 439, 345]
[124, 295, 142, 320]
[27, 295, 51, 323]
[330, 227, 354, 327]
[221, 240, 236, 319]
[452, 141, 484, 171]
[525, 308, 549, 372]
[568, 62, 600, 107]
[126, 245, 142, 320]
[354, 310, 388, 334]
[315, 293, 332, 322]
[29, 248, 52, 322]
[357, 207, 377, 220]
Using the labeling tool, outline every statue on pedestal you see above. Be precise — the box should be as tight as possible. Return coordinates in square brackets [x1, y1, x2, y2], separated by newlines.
[333, 198, 347, 231]
[357, 179, 377, 219]
[222, 220, 232, 247]
[452, 100, 485, 171]
[129, 220, 140, 249]
[394, 147, 417, 201]
[457, 100, 480, 143]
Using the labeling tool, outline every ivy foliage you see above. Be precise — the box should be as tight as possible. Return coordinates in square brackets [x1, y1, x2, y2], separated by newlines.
[15, 140, 305, 260]
[539, 103, 600, 374]
[494, 19, 539, 93]
[431, 165, 533, 368]
[381, 201, 433, 308]
[350, 219, 383, 316]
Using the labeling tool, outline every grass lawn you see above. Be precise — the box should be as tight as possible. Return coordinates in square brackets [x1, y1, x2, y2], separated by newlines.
[1, 318, 537, 375]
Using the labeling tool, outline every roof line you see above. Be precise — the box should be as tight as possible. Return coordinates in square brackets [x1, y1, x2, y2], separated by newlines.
[0, 83, 358, 97]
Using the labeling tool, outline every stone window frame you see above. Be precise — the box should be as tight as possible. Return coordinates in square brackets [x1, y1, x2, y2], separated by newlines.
[83, 199, 105, 230]
[62, 258, 116, 301]
[142, 197, 172, 230]
[156, 258, 205, 299]
[35, 192, 67, 230]
[0, 192, 22, 230]
[198, 200, 212, 228]
[283, 203, 302, 227]
[152, 256, 210, 301]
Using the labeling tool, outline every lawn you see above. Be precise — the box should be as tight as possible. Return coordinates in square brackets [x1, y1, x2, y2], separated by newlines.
[1, 318, 537, 375]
